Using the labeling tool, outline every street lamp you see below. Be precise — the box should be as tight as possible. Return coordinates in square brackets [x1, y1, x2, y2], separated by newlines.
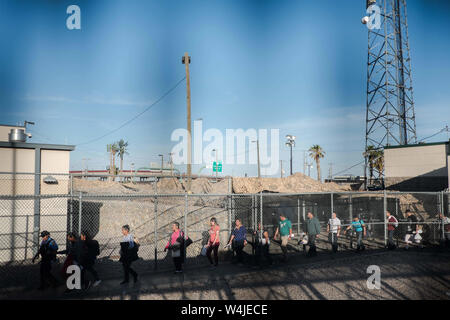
[212, 148, 218, 182]
[158, 154, 164, 175]
[285, 135, 296, 176]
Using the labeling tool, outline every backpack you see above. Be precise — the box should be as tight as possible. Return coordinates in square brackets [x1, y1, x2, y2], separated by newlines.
[391, 216, 399, 228]
[91, 240, 100, 256]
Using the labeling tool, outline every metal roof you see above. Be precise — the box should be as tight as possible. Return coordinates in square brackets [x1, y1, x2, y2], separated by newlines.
[0, 141, 75, 151]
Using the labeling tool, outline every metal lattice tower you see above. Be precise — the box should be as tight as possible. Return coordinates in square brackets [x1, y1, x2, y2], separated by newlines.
[364, 0, 417, 179]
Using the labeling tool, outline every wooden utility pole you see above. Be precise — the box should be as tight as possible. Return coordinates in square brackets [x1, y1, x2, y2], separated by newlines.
[280, 160, 283, 178]
[182, 52, 192, 192]
[256, 139, 261, 178]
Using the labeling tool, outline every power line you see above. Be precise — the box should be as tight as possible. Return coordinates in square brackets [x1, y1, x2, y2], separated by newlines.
[76, 76, 186, 146]
[332, 160, 365, 177]
[418, 125, 449, 143]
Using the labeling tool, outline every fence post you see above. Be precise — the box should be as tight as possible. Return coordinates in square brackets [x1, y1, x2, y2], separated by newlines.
[260, 192, 263, 240]
[70, 174, 73, 232]
[184, 193, 187, 248]
[78, 191, 82, 236]
[330, 192, 334, 217]
[302, 199, 306, 230]
[349, 194, 353, 223]
[297, 197, 300, 236]
[25, 215, 29, 259]
[154, 194, 158, 270]
[383, 190, 387, 247]
[447, 191, 450, 216]
[441, 191, 445, 242]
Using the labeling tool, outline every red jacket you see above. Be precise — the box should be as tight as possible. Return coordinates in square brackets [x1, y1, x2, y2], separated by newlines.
[387, 216, 398, 231]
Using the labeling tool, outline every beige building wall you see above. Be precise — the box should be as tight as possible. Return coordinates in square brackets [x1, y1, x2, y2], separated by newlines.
[0, 147, 35, 196]
[384, 143, 448, 191]
[385, 144, 447, 178]
[0, 147, 72, 262]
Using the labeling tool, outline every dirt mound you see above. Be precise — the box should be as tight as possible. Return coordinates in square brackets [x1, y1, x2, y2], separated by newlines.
[185, 178, 230, 194]
[156, 177, 184, 193]
[73, 178, 134, 194]
[232, 173, 350, 194]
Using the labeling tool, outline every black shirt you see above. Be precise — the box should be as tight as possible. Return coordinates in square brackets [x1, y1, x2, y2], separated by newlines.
[407, 215, 418, 233]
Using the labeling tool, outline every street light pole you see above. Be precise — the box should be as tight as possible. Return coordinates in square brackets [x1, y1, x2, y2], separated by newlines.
[285, 135, 296, 176]
[168, 152, 174, 176]
[212, 149, 218, 182]
[158, 154, 164, 175]
[182, 52, 192, 192]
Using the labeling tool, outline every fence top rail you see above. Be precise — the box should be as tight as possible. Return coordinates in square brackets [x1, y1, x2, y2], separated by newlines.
[0, 190, 449, 200]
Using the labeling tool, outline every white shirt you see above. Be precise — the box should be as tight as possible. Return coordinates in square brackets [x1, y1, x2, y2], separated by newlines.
[328, 218, 341, 233]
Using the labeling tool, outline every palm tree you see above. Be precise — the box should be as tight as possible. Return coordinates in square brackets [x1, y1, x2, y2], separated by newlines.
[373, 149, 384, 178]
[107, 143, 119, 181]
[116, 139, 129, 181]
[363, 146, 377, 183]
[309, 145, 325, 181]
[363, 146, 383, 183]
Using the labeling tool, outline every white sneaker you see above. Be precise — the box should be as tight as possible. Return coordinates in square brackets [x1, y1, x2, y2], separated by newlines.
[92, 280, 102, 287]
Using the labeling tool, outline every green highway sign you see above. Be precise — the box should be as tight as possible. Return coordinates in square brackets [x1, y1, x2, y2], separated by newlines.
[213, 161, 222, 173]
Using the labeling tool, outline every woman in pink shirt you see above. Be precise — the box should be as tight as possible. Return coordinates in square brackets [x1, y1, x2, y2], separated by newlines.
[164, 222, 185, 273]
[206, 218, 220, 269]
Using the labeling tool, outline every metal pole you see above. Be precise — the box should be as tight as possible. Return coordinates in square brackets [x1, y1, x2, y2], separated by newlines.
[78, 191, 82, 236]
[441, 191, 445, 242]
[154, 186, 158, 270]
[33, 148, 41, 253]
[70, 173, 73, 232]
[260, 192, 263, 240]
[256, 140, 261, 178]
[290, 145, 293, 176]
[183, 52, 192, 193]
[297, 197, 300, 236]
[302, 199, 306, 232]
[25, 215, 29, 259]
[330, 192, 334, 217]
[383, 190, 387, 246]
[184, 193, 188, 249]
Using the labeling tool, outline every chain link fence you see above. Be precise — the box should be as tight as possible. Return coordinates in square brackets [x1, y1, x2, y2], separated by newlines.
[1, 174, 449, 289]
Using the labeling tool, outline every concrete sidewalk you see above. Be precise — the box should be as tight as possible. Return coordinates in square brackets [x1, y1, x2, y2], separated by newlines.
[3, 248, 450, 300]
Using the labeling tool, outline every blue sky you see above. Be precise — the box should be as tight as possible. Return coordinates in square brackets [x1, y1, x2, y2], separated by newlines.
[0, 0, 449, 177]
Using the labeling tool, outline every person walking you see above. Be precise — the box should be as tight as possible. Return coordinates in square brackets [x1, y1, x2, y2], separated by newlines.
[79, 231, 101, 289]
[206, 218, 220, 269]
[165, 222, 185, 273]
[254, 223, 272, 267]
[305, 212, 321, 257]
[119, 225, 139, 284]
[226, 218, 247, 264]
[327, 212, 341, 253]
[32, 231, 59, 290]
[273, 213, 293, 262]
[345, 217, 366, 251]
[404, 210, 418, 250]
[439, 213, 450, 248]
[57, 232, 80, 280]
[386, 211, 398, 250]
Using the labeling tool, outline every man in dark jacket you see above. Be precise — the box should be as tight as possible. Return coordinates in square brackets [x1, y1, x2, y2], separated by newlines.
[57, 232, 80, 279]
[79, 231, 101, 289]
[305, 212, 321, 257]
[32, 231, 59, 290]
